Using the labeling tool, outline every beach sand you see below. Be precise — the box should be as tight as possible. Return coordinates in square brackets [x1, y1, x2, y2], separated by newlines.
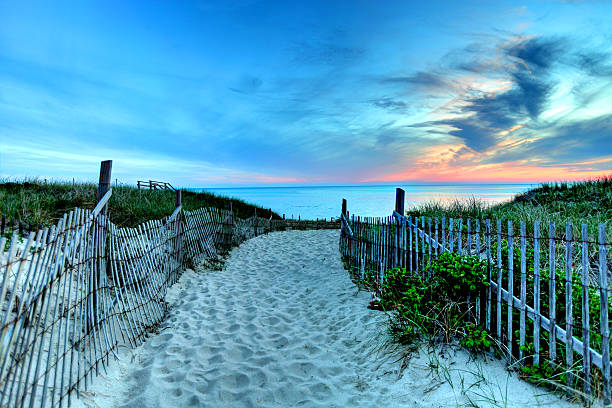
[75, 229, 580, 407]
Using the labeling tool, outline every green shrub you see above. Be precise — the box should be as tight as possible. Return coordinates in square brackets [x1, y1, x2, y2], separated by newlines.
[460, 323, 493, 353]
[432, 252, 489, 297]
[378, 252, 490, 347]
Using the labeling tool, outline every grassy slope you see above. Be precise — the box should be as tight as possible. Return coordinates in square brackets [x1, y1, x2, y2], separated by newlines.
[406, 176, 612, 233]
[397, 177, 611, 400]
[0, 181, 282, 228]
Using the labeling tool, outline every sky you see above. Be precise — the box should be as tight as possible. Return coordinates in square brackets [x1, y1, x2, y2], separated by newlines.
[0, 0, 611, 186]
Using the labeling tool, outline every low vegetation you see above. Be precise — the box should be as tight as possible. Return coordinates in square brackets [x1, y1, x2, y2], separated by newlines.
[351, 177, 611, 403]
[406, 176, 612, 233]
[0, 179, 281, 228]
[362, 250, 608, 401]
[363, 253, 490, 351]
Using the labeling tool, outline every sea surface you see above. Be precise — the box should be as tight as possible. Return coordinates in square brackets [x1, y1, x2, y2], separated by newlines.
[196, 184, 535, 220]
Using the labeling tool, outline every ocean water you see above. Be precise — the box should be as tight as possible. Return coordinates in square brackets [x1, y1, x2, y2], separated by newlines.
[197, 184, 535, 220]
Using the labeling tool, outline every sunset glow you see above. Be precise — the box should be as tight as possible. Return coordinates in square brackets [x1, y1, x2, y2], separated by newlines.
[0, 1, 610, 185]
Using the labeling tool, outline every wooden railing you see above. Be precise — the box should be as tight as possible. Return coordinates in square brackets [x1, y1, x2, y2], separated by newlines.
[137, 180, 176, 191]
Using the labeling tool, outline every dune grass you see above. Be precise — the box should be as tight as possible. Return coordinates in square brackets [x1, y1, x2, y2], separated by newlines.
[406, 176, 612, 233]
[369, 177, 611, 403]
[0, 179, 281, 228]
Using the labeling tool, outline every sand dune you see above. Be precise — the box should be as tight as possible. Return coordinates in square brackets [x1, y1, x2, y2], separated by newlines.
[75, 230, 579, 407]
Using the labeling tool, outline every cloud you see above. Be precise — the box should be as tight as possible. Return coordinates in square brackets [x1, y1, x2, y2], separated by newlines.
[229, 75, 263, 94]
[505, 37, 564, 72]
[518, 114, 612, 162]
[381, 72, 447, 88]
[370, 97, 408, 112]
[572, 51, 612, 77]
[416, 35, 611, 154]
[1, 1, 610, 186]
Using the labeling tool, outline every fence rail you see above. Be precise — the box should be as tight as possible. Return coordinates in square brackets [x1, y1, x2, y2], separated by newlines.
[0, 161, 338, 408]
[339, 188, 612, 404]
[137, 180, 176, 191]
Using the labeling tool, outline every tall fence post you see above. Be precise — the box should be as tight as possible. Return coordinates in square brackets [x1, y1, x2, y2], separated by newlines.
[175, 189, 182, 208]
[92, 160, 112, 332]
[394, 188, 405, 268]
[599, 225, 610, 405]
[342, 199, 347, 218]
[97, 160, 112, 204]
[176, 189, 183, 267]
[565, 223, 574, 388]
[228, 201, 234, 246]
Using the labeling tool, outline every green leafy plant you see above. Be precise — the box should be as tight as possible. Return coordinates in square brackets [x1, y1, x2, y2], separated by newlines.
[373, 253, 491, 349]
[431, 252, 489, 298]
[461, 323, 493, 353]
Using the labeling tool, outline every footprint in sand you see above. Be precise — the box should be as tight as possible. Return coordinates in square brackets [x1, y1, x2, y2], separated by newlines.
[77, 230, 582, 408]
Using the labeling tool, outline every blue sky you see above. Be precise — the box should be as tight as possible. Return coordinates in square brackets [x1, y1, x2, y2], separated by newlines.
[0, 0, 610, 186]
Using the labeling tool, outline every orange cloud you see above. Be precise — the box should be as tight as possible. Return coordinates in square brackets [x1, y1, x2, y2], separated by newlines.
[498, 123, 528, 136]
[366, 159, 611, 183]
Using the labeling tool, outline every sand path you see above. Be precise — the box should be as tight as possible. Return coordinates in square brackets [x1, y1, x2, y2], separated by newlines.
[78, 230, 579, 408]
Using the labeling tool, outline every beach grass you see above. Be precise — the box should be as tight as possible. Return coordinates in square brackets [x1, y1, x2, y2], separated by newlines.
[0, 179, 281, 228]
[406, 176, 612, 232]
[351, 177, 611, 403]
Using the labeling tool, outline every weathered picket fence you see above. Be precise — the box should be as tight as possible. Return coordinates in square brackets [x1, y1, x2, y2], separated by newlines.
[0, 162, 279, 408]
[1, 216, 42, 238]
[339, 188, 612, 404]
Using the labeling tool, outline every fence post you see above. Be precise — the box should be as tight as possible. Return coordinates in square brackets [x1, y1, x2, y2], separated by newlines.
[394, 188, 405, 268]
[227, 201, 233, 245]
[533, 221, 541, 366]
[98, 160, 112, 204]
[507, 220, 514, 362]
[519, 221, 526, 363]
[269, 208, 272, 233]
[496, 219, 502, 340]
[598, 225, 610, 406]
[581, 223, 591, 397]
[342, 199, 347, 218]
[565, 222, 574, 388]
[176, 190, 183, 266]
[92, 160, 112, 332]
[175, 189, 182, 208]
[485, 219, 491, 332]
[549, 222, 557, 362]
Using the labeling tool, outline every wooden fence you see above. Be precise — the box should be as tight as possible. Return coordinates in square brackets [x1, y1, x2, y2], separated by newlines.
[136, 180, 176, 191]
[1, 216, 42, 238]
[339, 188, 612, 404]
[0, 160, 322, 408]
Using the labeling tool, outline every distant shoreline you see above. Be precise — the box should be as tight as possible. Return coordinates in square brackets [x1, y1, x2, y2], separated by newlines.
[191, 182, 538, 190]
[194, 183, 535, 220]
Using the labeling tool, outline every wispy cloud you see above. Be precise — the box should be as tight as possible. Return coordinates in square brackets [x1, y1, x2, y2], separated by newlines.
[0, 1, 610, 184]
